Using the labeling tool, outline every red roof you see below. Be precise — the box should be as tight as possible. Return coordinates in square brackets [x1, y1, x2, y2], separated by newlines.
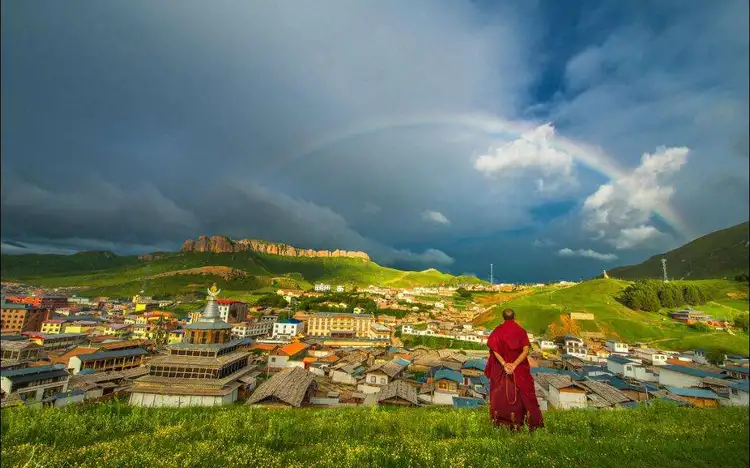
[276, 342, 308, 357]
[217, 299, 245, 305]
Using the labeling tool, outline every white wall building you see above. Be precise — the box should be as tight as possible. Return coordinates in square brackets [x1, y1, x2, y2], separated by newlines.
[272, 319, 305, 339]
[658, 365, 725, 388]
[537, 340, 557, 350]
[726, 382, 750, 407]
[607, 355, 641, 376]
[548, 382, 587, 409]
[314, 284, 331, 292]
[232, 321, 272, 339]
[605, 340, 629, 354]
[631, 348, 668, 366]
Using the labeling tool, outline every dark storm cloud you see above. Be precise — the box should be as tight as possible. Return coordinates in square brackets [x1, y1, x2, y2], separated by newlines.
[1, 1, 748, 280]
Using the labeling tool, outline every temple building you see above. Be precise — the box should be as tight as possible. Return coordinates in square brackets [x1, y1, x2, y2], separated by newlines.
[129, 284, 254, 407]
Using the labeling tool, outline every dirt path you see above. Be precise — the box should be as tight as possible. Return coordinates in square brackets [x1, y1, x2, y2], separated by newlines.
[152, 266, 248, 281]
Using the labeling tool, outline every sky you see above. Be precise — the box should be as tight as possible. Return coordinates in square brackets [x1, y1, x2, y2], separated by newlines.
[1, 0, 748, 282]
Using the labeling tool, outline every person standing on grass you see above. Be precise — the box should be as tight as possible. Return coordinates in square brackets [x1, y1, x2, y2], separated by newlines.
[484, 308, 544, 431]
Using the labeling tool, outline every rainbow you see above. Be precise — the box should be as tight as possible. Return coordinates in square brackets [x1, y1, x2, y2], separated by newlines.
[266, 111, 692, 240]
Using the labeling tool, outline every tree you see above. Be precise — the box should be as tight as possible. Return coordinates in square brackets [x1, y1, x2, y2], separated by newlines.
[734, 313, 749, 332]
[706, 349, 726, 365]
[735, 273, 749, 282]
[456, 287, 472, 299]
[683, 285, 702, 306]
[657, 285, 676, 308]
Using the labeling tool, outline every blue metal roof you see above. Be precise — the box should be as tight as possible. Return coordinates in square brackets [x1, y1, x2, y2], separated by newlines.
[1, 364, 66, 377]
[77, 348, 148, 362]
[394, 358, 411, 367]
[462, 359, 487, 371]
[665, 386, 720, 400]
[277, 318, 303, 324]
[729, 380, 750, 392]
[723, 366, 749, 375]
[662, 365, 727, 379]
[608, 355, 637, 365]
[434, 369, 463, 383]
[453, 397, 486, 408]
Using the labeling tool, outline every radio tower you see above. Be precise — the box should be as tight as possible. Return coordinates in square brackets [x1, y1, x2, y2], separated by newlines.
[490, 264, 494, 286]
[661, 258, 669, 283]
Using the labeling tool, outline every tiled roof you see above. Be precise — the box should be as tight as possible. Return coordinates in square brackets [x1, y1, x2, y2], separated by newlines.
[76, 348, 148, 362]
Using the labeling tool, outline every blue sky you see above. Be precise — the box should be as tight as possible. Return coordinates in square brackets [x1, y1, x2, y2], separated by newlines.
[1, 1, 748, 282]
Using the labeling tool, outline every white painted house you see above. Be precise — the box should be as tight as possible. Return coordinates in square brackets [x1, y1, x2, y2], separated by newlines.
[693, 349, 709, 365]
[631, 348, 668, 366]
[658, 365, 727, 388]
[605, 340, 629, 354]
[537, 340, 557, 351]
[272, 319, 305, 339]
[548, 380, 588, 409]
[727, 381, 750, 407]
[606, 355, 640, 376]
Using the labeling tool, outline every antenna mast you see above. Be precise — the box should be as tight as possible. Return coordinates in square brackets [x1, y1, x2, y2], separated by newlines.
[490, 264, 494, 286]
[661, 258, 668, 283]
[141, 263, 151, 294]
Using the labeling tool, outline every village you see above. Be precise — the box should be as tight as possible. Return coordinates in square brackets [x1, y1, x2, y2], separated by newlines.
[1, 281, 748, 411]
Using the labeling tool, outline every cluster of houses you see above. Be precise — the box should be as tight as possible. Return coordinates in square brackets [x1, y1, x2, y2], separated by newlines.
[2, 285, 748, 412]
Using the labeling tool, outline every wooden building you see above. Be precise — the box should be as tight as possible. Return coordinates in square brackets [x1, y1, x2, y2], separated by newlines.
[129, 284, 254, 407]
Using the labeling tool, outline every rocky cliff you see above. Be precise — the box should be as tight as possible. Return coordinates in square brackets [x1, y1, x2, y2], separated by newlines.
[180, 235, 371, 261]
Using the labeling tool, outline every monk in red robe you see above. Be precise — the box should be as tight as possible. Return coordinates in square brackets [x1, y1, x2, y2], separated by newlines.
[484, 308, 544, 431]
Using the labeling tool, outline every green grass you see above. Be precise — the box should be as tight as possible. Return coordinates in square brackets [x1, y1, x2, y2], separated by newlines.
[1, 250, 485, 298]
[608, 221, 749, 280]
[1, 402, 747, 468]
[475, 279, 750, 355]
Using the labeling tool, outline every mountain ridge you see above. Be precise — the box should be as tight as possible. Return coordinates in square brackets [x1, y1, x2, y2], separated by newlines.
[607, 221, 749, 280]
[180, 235, 370, 261]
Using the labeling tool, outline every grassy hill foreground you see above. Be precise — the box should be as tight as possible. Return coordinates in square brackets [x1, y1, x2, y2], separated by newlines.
[1, 402, 748, 468]
[0, 250, 485, 298]
[607, 221, 749, 280]
[473, 278, 749, 355]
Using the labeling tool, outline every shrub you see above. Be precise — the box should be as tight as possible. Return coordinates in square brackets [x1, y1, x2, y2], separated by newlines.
[734, 313, 749, 332]
[689, 322, 712, 332]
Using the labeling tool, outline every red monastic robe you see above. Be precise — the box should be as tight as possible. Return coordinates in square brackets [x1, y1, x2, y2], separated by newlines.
[485, 319, 544, 430]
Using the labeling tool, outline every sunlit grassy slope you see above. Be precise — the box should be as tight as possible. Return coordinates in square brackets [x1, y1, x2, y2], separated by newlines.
[607, 221, 749, 280]
[473, 279, 749, 355]
[0, 250, 484, 297]
[1, 402, 747, 468]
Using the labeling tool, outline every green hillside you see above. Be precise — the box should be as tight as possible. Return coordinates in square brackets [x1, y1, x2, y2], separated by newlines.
[608, 221, 749, 280]
[0, 250, 485, 298]
[474, 278, 749, 355]
[2, 403, 747, 468]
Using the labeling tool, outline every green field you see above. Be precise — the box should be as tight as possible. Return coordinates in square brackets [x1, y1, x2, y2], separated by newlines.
[474, 279, 749, 355]
[1, 402, 747, 468]
[1, 250, 485, 298]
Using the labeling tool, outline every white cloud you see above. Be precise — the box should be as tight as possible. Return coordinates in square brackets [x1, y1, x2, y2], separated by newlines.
[474, 123, 577, 194]
[558, 247, 618, 261]
[422, 210, 451, 225]
[609, 225, 666, 250]
[582, 146, 689, 243]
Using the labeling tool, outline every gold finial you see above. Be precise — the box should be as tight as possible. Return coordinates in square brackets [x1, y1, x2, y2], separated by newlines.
[210, 283, 218, 294]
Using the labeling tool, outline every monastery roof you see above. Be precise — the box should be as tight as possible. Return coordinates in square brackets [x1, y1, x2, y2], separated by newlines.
[246, 367, 317, 408]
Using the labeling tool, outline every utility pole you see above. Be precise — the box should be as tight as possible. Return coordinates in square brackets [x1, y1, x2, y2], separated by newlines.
[661, 258, 669, 283]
